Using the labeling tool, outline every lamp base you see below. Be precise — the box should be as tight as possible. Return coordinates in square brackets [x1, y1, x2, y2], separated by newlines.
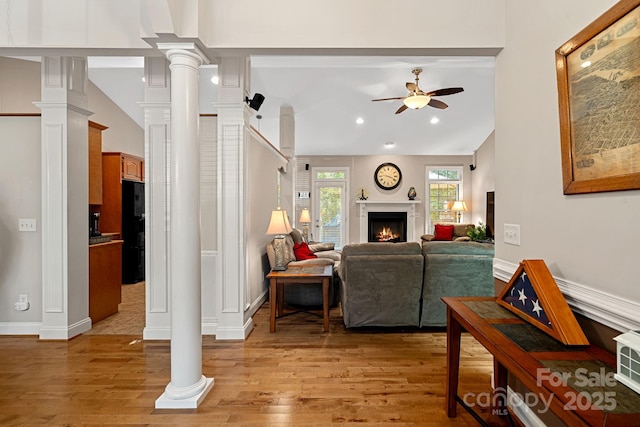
[272, 235, 288, 271]
[302, 224, 309, 242]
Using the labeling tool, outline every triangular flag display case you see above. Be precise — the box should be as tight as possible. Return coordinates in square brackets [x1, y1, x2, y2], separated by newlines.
[497, 259, 589, 346]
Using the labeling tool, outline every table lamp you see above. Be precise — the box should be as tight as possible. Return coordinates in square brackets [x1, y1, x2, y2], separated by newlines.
[451, 200, 467, 223]
[266, 208, 293, 270]
[299, 208, 311, 242]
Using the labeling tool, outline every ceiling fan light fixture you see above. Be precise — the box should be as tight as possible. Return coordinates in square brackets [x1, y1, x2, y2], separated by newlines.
[403, 94, 431, 110]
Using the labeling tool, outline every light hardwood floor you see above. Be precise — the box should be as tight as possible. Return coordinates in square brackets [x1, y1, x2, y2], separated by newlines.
[0, 298, 509, 426]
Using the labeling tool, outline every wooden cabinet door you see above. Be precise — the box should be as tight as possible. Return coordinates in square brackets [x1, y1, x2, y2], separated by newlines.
[88, 121, 108, 204]
[121, 154, 144, 182]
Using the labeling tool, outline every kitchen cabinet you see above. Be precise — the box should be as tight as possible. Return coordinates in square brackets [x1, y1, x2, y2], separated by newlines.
[100, 152, 144, 237]
[89, 240, 123, 323]
[88, 121, 108, 205]
[121, 153, 144, 182]
[100, 152, 145, 284]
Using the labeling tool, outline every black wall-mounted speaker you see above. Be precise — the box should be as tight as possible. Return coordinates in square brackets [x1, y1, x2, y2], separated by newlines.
[246, 93, 265, 111]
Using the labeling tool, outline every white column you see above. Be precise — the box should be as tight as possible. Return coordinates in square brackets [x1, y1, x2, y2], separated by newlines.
[155, 46, 213, 409]
[139, 57, 172, 340]
[35, 56, 93, 340]
[214, 56, 252, 339]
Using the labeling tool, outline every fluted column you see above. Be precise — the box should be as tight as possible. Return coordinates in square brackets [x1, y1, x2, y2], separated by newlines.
[155, 45, 213, 409]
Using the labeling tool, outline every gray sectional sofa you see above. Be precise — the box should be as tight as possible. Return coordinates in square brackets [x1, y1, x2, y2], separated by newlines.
[337, 240, 494, 328]
[420, 241, 495, 326]
[338, 242, 425, 327]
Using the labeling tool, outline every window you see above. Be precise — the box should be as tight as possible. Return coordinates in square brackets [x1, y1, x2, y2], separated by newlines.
[426, 167, 463, 232]
[312, 168, 349, 249]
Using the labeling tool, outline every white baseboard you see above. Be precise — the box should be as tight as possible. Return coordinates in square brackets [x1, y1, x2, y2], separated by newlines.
[143, 326, 171, 340]
[507, 386, 547, 427]
[214, 317, 253, 340]
[38, 317, 92, 340]
[0, 321, 42, 335]
[493, 258, 640, 332]
[202, 317, 218, 336]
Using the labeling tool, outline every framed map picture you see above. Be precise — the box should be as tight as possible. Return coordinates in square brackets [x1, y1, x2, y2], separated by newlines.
[556, 0, 640, 194]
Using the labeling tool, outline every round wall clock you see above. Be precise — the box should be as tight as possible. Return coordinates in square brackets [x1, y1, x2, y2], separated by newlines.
[374, 162, 402, 190]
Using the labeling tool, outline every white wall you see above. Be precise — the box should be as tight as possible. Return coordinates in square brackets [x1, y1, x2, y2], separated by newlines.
[246, 129, 289, 320]
[470, 131, 495, 227]
[0, 117, 41, 325]
[89, 83, 144, 157]
[1, 1, 505, 54]
[496, 0, 640, 306]
[204, 0, 505, 51]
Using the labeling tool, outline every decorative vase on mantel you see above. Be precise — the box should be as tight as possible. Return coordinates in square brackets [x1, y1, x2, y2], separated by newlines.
[407, 186, 417, 200]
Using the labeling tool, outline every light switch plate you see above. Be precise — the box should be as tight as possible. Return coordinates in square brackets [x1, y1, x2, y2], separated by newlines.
[18, 219, 37, 232]
[504, 224, 520, 246]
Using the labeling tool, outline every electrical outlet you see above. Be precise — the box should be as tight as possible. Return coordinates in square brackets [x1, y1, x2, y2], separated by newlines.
[18, 219, 37, 232]
[504, 224, 521, 246]
[14, 294, 29, 311]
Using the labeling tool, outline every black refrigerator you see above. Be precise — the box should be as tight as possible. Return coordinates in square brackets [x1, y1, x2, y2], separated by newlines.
[121, 180, 145, 284]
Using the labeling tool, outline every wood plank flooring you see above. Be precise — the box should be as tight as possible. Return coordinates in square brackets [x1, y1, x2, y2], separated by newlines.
[0, 303, 510, 426]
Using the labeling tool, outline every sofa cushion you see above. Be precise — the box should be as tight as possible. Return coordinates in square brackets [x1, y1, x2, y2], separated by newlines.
[283, 235, 297, 264]
[308, 242, 335, 252]
[422, 241, 494, 256]
[452, 223, 474, 238]
[293, 242, 317, 260]
[433, 224, 454, 241]
[290, 228, 305, 244]
[315, 249, 341, 261]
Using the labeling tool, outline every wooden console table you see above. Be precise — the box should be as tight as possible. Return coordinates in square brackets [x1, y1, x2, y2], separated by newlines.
[267, 265, 333, 333]
[443, 296, 640, 427]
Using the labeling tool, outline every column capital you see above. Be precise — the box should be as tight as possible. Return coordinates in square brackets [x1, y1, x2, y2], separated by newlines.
[157, 42, 210, 65]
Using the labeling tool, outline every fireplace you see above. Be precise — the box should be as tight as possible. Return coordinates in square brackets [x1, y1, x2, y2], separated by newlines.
[357, 200, 420, 243]
[368, 211, 407, 242]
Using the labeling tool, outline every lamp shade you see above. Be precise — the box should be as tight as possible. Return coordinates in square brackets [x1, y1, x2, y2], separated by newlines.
[266, 209, 293, 235]
[403, 94, 431, 109]
[451, 200, 468, 212]
[299, 208, 311, 224]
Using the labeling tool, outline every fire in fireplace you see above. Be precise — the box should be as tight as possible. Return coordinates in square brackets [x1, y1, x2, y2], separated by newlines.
[368, 212, 407, 242]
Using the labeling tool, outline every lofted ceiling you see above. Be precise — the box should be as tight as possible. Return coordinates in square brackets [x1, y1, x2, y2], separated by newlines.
[87, 55, 495, 156]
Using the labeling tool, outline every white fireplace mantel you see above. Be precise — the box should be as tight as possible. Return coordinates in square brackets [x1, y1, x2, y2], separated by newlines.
[356, 200, 421, 243]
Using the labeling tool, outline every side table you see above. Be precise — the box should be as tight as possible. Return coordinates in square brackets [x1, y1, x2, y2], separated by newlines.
[267, 265, 333, 332]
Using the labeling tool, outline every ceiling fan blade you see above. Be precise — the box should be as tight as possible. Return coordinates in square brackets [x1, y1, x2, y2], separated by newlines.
[428, 98, 449, 109]
[372, 97, 404, 102]
[395, 104, 408, 114]
[426, 87, 464, 97]
[406, 82, 417, 92]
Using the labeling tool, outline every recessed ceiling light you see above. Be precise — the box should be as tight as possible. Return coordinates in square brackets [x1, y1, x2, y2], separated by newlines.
[384, 142, 395, 148]
[356, 117, 364, 125]
[211, 76, 219, 85]
[141, 76, 146, 83]
[430, 117, 440, 124]
[581, 61, 591, 68]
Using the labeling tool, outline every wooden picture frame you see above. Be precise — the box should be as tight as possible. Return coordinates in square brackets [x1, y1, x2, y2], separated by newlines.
[497, 260, 589, 346]
[555, 0, 640, 194]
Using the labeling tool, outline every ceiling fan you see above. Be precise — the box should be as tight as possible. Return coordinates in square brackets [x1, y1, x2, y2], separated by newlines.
[372, 68, 464, 114]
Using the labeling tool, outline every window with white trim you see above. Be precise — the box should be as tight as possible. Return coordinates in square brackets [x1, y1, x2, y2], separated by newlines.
[425, 166, 463, 232]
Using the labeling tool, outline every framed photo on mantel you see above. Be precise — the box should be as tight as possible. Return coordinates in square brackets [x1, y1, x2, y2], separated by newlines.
[555, 0, 640, 194]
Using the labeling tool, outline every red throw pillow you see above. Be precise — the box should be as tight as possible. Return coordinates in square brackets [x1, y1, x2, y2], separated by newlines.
[433, 224, 454, 241]
[293, 242, 318, 260]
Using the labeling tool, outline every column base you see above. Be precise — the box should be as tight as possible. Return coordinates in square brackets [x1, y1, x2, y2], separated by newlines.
[155, 377, 214, 409]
